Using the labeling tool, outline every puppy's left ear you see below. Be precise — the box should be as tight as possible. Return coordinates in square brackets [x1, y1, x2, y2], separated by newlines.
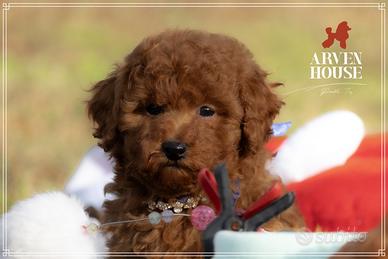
[238, 66, 283, 157]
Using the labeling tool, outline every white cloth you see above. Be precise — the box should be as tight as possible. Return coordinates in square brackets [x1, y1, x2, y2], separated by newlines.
[65, 147, 115, 209]
[214, 230, 364, 258]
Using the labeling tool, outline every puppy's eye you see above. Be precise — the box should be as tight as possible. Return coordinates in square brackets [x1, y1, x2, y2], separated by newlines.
[199, 106, 215, 117]
[146, 104, 164, 115]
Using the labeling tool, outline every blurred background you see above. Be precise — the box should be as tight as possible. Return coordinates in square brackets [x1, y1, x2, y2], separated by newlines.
[2, 1, 384, 209]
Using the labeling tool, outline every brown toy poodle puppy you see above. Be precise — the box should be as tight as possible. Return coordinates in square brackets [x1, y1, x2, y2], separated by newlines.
[88, 29, 305, 256]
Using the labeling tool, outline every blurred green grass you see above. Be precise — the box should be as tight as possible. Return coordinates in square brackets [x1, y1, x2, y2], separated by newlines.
[2, 4, 384, 210]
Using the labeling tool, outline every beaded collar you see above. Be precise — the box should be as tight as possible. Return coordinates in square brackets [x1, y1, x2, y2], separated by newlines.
[147, 195, 203, 213]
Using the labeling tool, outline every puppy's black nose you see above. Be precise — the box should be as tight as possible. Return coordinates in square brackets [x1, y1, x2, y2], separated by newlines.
[161, 141, 186, 161]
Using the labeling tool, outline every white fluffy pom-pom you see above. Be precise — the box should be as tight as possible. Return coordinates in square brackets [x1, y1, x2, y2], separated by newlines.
[1, 192, 106, 258]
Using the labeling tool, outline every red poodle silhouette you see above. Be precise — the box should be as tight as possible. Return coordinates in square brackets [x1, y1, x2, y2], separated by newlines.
[322, 21, 351, 49]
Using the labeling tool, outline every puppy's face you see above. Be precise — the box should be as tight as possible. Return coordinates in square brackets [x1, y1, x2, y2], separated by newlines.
[118, 67, 243, 196]
[88, 30, 282, 197]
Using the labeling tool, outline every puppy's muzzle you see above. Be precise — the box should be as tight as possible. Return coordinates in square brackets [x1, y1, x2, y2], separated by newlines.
[161, 140, 186, 161]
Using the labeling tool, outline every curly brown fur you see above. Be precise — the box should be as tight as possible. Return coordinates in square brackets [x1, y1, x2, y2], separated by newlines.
[88, 30, 305, 257]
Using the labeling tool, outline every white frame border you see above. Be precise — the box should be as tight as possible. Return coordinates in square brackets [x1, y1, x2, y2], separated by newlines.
[1, 2, 386, 257]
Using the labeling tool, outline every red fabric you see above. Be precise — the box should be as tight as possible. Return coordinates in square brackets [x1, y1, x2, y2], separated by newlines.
[265, 137, 285, 153]
[352, 134, 384, 158]
[267, 134, 386, 232]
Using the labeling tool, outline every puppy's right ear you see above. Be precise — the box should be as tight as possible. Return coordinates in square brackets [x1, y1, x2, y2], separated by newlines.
[87, 72, 120, 152]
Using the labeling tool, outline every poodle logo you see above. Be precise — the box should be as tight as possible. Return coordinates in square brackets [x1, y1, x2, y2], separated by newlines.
[322, 21, 351, 49]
